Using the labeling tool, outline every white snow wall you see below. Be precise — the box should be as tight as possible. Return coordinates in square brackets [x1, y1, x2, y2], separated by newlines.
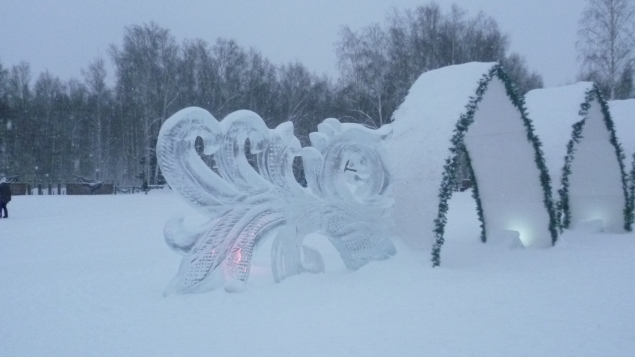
[464, 78, 553, 247]
[527, 84, 630, 232]
[610, 99, 635, 171]
[388, 63, 557, 266]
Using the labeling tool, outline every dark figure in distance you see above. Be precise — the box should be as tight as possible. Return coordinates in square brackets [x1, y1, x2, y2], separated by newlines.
[142, 179, 148, 195]
[0, 177, 11, 218]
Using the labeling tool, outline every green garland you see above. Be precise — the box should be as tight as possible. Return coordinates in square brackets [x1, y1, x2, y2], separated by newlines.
[558, 86, 633, 231]
[464, 147, 486, 243]
[498, 67, 559, 246]
[631, 152, 635, 226]
[558, 120, 583, 230]
[431, 64, 559, 267]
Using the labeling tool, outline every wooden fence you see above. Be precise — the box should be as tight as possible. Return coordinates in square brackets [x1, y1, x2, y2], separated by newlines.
[65, 183, 114, 195]
[8, 182, 162, 195]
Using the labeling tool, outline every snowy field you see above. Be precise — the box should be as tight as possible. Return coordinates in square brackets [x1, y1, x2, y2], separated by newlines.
[1, 190, 634, 357]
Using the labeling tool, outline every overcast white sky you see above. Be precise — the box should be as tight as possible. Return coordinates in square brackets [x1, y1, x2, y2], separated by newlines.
[0, 0, 585, 88]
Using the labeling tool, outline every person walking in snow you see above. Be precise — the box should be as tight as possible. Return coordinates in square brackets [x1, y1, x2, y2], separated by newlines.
[142, 179, 149, 195]
[0, 177, 11, 218]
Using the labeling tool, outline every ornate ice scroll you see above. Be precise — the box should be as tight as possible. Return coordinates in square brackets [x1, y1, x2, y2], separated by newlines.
[157, 107, 395, 294]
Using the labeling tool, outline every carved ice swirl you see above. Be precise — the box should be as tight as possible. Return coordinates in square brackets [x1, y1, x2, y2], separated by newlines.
[157, 107, 395, 294]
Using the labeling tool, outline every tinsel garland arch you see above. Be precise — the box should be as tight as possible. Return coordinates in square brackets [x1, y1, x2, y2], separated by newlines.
[526, 84, 632, 233]
[387, 62, 558, 267]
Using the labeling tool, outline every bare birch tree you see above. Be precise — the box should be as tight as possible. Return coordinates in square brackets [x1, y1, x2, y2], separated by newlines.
[83, 57, 109, 178]
[577, 0, 635, 99]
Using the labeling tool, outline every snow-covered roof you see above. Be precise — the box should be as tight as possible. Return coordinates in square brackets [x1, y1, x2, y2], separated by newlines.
[389, 62, 496, 196]
[390, 62, 495, 184]
[609, 99, 635, 171]
[525, 82, 595, 187]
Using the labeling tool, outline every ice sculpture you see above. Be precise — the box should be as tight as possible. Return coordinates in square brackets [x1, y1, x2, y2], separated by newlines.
[157, 107, 395, 294]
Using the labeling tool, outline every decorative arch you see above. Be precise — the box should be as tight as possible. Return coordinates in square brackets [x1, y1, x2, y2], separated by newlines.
[387, 62, 558, 267]
[526, 83, 632, 233]
[608, 99, 635, 230]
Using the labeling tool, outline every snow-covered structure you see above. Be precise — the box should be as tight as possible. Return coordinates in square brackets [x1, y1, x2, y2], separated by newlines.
[388, 62, 558, 266]
[608, 99, 635, 222]
[526, 83, 631, 233]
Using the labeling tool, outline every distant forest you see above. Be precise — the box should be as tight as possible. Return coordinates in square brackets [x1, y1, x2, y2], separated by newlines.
[0, 3, 545, 185]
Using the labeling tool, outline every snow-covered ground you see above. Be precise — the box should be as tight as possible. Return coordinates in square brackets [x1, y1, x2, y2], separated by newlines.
[1, 190, 634, 356]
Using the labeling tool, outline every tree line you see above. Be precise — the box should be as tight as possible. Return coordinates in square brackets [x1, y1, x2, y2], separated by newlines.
[0, 3, 544, 185]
